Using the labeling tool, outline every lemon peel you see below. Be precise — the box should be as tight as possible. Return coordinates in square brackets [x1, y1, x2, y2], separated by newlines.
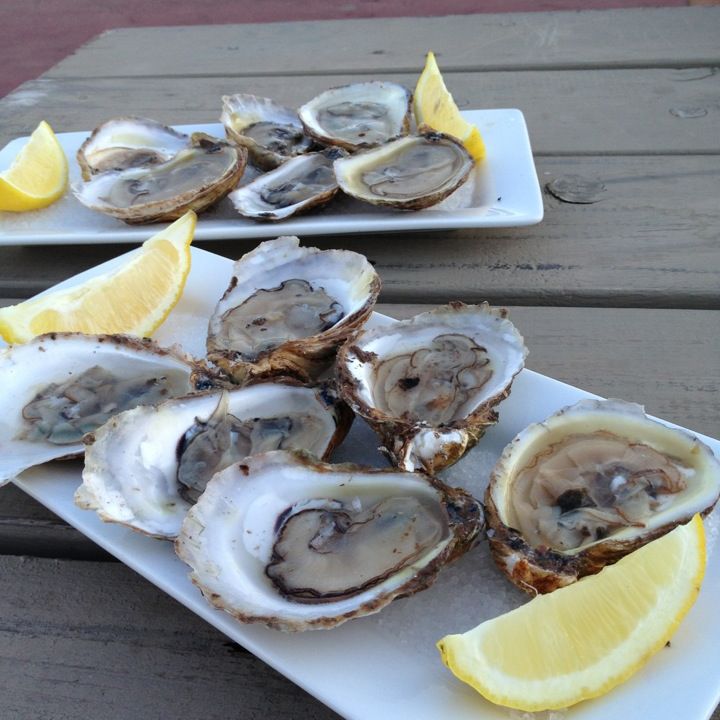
[438, 514, 706, 711]
[0, 121, 69, 212]
[414, 51, 486, 162]
[0, 211, 196, 343]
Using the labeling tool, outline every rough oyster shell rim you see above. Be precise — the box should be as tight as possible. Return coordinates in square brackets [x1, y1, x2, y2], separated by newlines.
[335, 301, 527, 472]
[333, 131, 475, 211]
[206, 236, 381, 384]
[76, 379, 354, 539]
[220, 93, 313, 170]
[484, 398, 720, 594]
[174, 450, 484, 632]
[74, 135, 248, 224]
[76, 116, 190, 181]
[297, 80, 413, 152]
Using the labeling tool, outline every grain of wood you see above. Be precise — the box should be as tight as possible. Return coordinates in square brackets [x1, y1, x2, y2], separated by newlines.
[0, 555, 341, 720]
[44, 8, 720, 78]
[2, 67, 719, 155]
[1, 156, 718, 307]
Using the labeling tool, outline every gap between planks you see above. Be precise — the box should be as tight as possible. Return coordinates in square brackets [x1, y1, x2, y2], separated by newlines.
[43, 63, 720, 80]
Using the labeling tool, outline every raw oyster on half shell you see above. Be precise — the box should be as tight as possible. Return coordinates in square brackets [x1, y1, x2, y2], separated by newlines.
[221, 94, 314, 170]
[175, 450, 483, 631]
[0, 333, 197, 486]
[298, 81, 412, 151]
[76, 117, 191, 181]
[76, 382, 352, 538]
[337, 302, 527, 474]
[229, 147, 345, 221]
[334, 131, 474, 210]
[485, 399, 720, 594]
[207, 236, 380, 383]
[75, 133, 247, 224]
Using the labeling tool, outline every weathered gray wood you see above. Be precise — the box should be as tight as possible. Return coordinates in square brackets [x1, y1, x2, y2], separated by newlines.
[0, 554, 717, 720]
[2, 67, 719, 155]
[0, 482, 111, 560]
[45, 8, 720, 78]
[0, 555, 340, 720]
[1, 155, 718, 307]
[1, 304, 717, 562]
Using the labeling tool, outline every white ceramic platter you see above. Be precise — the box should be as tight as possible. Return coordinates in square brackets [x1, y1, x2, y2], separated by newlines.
[0, 109, 543, 246]
[5, 247, 720, 720]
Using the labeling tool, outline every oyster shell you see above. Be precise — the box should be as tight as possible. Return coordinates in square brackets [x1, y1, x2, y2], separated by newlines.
[298, 81, 412, 151]
[334, 131, 474, 210]
[175, 450, 483, 631]
[0, 333, 197, 486]
[77, 117, 191, 181]
[76, 381, 352, 538]
[228, 147, 345, 221]
[485, 399, 720, 594]
[337, 302, 527, 473]
[221, 94, 314, 170]
[74, 133, 247, 224]
[207, 236, 380, 383]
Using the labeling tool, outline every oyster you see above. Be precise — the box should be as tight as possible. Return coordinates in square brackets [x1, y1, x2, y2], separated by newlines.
[175, 450, 483, 631]
[334, 131, 474, 210]
[337, 302, 527, 473]
[229, 147, 345, 221]
[298, 81, 412, 151]
[0, 333, 197, 486]
[77, 117, 191, 181]
[76, 382, 352, 538]
[74, 133, 247, 224]
[485, 399, 720, 594]
[207, 236, 380, 383]
[221, 94, 314, 170]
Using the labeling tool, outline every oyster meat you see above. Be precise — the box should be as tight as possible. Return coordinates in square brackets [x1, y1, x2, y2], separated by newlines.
[337, 302, 527, 473]
[221, 94, 314, 170]
[485, 399, 720, 594]
[76, 117, 191, 181]
[229, 147, 345, 221]
[0, 333, 197, 486]
[298, 81, 412, 151]
[77, 382, 352, 538]
[75, 133, 247, 224]
[175, 450, 483, 631]
[207, 236, 380, 383]
[334, 131, 474, 210]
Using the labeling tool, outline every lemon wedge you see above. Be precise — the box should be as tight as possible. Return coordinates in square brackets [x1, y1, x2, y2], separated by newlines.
[438, 514, 706, 711]
[0, 121, 69, 212]
[414, 51, 486, 162]
[0, 211, 196, 343]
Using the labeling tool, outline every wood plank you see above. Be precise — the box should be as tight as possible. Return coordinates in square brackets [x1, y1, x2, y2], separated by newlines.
[0, 483, 111, 560]
[2, 67, 719, 154]
[1, 305, 717, 560]
[0, 555, 340, 720]
[0, 550, 719, 719]
[45, 8, 720, 78]
[1, 156, 718, 306]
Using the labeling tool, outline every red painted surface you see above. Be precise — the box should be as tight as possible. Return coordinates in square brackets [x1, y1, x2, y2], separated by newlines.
[1, 0, 688, 99]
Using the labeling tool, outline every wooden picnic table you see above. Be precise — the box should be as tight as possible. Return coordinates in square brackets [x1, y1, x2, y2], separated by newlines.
[0, 6, 719, 719]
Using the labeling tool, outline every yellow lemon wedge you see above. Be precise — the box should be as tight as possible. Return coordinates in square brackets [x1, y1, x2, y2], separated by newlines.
[0, 211, 196, 343]
[438, 514, 706, 712]
[414, 51, 486, 162]
[0, 121, 69, 212]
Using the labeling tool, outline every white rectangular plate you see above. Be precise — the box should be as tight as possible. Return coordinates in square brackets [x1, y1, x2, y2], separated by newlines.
[6, 247, 720, 720]
[0, 109, 543, 246]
